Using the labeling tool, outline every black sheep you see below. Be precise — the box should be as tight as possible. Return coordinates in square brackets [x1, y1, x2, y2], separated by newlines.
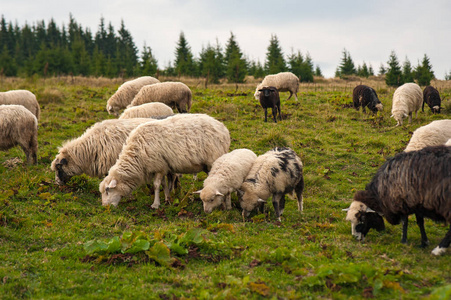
[352, 85, 383, 113]
[345, 145, 451, 255]
[422, 86, 441, 113]
[258, 86, 281, 122]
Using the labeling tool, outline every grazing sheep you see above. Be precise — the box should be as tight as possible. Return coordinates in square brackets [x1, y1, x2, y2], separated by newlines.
[240, 147, 304, 221]
[404, 119, 451, 152]
[51, 118, 153, 184]
[106, 76, 160, 115]
[119, 102, 174, 119]
[0, 90, 40, 120]
[352, 85, 383, 113]
[99, 114, 230, 208]
[422, 86, 441, 114]
[129, 82, 192, 113]
[344, 146, 451, 255]
[391, 83, 423, 126]
[0, 105, 38, 164]
[258, 86, 281, 122]
[194, 148, 257, 213]
[254, 72, 300, 102]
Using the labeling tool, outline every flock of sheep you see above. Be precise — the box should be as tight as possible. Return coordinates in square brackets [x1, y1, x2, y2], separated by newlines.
[0, 71, 449, 256]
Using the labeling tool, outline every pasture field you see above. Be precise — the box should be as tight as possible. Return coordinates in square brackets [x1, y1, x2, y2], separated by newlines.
[0, 76, 450, 299]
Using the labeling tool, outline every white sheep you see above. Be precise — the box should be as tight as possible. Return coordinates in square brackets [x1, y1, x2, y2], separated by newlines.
[404, 119, 451, 152]
[119, 102, 175, 119]
[0, 104, 38, 164]
[0, 90, 40, 120]
[194, 148, 257, 213]
[254, 72, 300, 101]
[51, 118, 153, 184]
[99, 113, 230, 208]
[106, 76, 160, 115]
[391, 83, 423, 126]
[240, 147, 304, 221]
[129, 81, 192, 113]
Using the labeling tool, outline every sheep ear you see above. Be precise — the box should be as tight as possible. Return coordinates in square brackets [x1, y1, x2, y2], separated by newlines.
[390, 114, 394, 118]
[257, 198, 266, 203]
[193, 190, 202, 194]
[60, 158, 68, 165]
[215, 191, 224, 197]
[109, 179, 117, 189]
[403, 113, 408, 117]
[342, 208, 350, 212]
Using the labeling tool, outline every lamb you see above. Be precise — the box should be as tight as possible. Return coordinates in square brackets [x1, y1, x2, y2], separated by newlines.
[99, 113, 230, 208]
[240, 147, 304, 221]
[194, 148, 257, 213]
[106, 76, 160, 116]
[129, 81, 192, 113]
[51, 118, 153, 184]
[258, 86, 281, 122]
[119, 102, 174, 119]
[254, 72, 300, 102]
[404, 120, 451, 152]
[352, 85, 383, 113]
[0, 105, 38, 164]
[0, 90, 40, 120]
[344, 145, 451, 255]
[422, 86, 441, 114]
[391, 83, 423, 126]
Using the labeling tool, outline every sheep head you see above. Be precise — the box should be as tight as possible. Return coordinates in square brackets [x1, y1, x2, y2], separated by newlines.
[391, 111, 408, 126]
[99, 176, 124, 207]
[50, 152, 81, 185]
[343, 200, 385, 241]
[194, 187, 225, 214]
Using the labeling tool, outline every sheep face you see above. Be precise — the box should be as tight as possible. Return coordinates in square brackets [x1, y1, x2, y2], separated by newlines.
[432, 105, 440, 113]
[344, 201, 385, 241]
[99, 177, 123, 207]
[195, 187, 225, 214]
[51, 154, 82, 185]
[106, 103, 120, 116]
[391, 111, 407, 126]
[240, 190, 265, 218]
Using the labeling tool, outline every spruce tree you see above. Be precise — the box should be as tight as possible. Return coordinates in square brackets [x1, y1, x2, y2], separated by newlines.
[402, 57, 414, 83]
[264, 34, 286, 74]
[198, 42, 224, 84]
[315, 65, 323, 77]
[414, 54, 434, 86]
[378, 63, 386, 76]
[287, 50, 313, 82]
[224, 32, 247, 83]
[385, 51, 403, 87]
[338, 49, 356, 77]
[140, 44, 158, 76]
[174, 31, 196, 77]
[116, 20, 138, 77]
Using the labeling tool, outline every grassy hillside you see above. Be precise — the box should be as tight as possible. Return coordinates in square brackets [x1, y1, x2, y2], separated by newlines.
[0, 76, 450, 299]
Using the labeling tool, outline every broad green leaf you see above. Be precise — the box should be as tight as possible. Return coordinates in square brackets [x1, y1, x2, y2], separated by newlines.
[84, 240, 109, 255]
[124, 239, 150, 254]
[167, 242, 188, 256]
[146, 241, 174, 267]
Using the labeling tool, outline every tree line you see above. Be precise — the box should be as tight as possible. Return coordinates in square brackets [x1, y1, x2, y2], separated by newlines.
[335, 48, 439, 86]
[0, 15, 319, 83]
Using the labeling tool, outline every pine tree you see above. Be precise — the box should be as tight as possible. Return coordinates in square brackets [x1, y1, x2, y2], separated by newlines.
[414, 54, 434, 86]
[385, 51, 403, 87]
[116, 20, 138, 77]
[338, 49, 356, 77]
[315, 65, 323, 77]
[140, 44, 158, 76]
[264, 34, 286, 74]
[287, 50, 313, 82]
[378, 63, 386, 76]
[198, 42, 224, 84]
[0, 45, 17, 76]
[402, 57, 414, 83]
[174, 31, 196, 77]
[224, 32, 247, 83]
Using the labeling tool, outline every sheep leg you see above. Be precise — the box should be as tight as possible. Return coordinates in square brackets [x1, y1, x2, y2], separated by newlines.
[277, 102, 282, 121]
[264, 108, 268, 122]
[408, 113, 413, 124]
[401, 215, 408, 244]
[272, 106, 277, 123]
[272, 193, 282, 221]
[415, 213, 429, 248]
[432, 225, 451, 256]
[225, 193, 232, 210]
[286, 91, 293, 101]
[295, 177, 304, 212]
[279, 195, 286, 216]
[151, 173, 164, 209]
[422, 101, 425, 112]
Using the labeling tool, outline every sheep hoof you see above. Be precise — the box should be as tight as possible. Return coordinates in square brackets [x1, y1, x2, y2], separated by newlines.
[419, 241, 429, 248]
[151, 203, 160, 209]
[431, 246, 446, 256]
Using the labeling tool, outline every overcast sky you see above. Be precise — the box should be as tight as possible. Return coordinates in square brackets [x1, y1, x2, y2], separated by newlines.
[1, 0, 450, 79]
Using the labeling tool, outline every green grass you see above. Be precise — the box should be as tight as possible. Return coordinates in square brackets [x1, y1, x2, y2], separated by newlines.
[0, 77, 450, 299]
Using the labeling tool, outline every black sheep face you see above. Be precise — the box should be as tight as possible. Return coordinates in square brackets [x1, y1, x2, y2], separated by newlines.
[354, 211, 385, 240]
